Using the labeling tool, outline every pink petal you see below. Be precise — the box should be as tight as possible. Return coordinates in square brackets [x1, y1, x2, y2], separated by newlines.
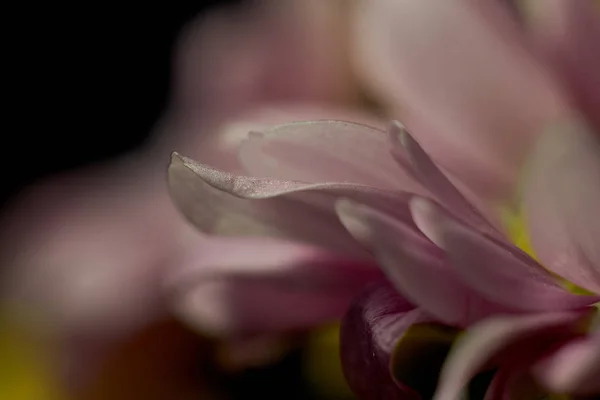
[336, 199, 515, 327]
[168, 153, 416, 257]
[340, 282, 427, 400]
[353, 0, 567, 200]
[238, 120, 427, 195]
[159, 103, 388, 175]
[526, 0, 600, 131]
[411, 197, 600, 311]
[0, 158, 185, 336]
[388, 121, 496, 234]
[164, 236, 380, 336]
[171, 0, 357, 118]
[523, 120, 600, 293]
[433, 311, 590, 400]
[534, 328, 600, 395]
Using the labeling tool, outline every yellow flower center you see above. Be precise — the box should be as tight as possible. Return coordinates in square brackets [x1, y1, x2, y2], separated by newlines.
[502, 206, 595, 296]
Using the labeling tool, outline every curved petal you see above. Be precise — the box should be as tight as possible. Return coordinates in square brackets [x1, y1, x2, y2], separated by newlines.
[523, 120, 600, 293]
[336, 200, 516, 327]
[168, 153, 416, 257]
[166, 236, 380, 336]
[340, 282, 429, 400]
[352, 0, 567, 200]
[157, 103, 388, 174]
[238, 120, 427, 195]
[525, 0, 600, 131]
[410, 197, 600, 311]
[534, 328, 600, 395]
[388, 121, 496, 234]
[433, 311, 591, 400]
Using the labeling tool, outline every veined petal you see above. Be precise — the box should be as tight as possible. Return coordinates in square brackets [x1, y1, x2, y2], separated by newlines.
[352, 0, 566, 200]
[411, 197, 600, 311]
[336, 200, 515, 327]
[523, 119, 600, 293]
[433, 311, 590, 400]
[168, 153, 415, 256]
[340, 282, 431, 400]
[166, 236, 380, 336]
[238, 120, 427, 195]
[524, 0, 600, 131]
[534, 328, 600, 395]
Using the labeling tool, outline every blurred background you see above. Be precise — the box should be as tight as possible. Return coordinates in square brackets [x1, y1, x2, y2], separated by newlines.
[2, 1, 357, 399]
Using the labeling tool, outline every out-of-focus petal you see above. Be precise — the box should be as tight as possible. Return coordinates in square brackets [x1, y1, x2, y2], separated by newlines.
[238, 120, 426, 195]
[523, 119, 600, 293]
[171, 0, 357, 119]
[336, 200, 513, 327]
[353, 0, 567, 200]
[0, 156, 188, 336]
[340, 282, 429, 400]
[524, 0, 600, 131]
[433, 311, 590, 400]
[410, 197, 600, 311]
[533, 328, 600, 395]
[164, 236, 379, 336]
[168, 153, 416, 257]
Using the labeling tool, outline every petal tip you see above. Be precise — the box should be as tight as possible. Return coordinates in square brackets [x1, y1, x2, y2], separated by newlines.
[387, 120, 407, 145]
[335, 198, 372, 244]
[170, 151, 184, 163]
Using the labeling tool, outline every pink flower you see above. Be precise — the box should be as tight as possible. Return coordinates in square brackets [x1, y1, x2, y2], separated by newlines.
[164, 0, 600, 397]
[167, 119, 599, 398]
[351, 0, 600, 206]
[431, 119, 600, 399]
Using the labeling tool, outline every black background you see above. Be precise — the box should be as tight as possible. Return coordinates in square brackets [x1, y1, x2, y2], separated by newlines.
[3, 1, 242, 206]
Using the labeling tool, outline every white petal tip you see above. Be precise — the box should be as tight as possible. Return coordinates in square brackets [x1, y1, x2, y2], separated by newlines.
[335, 199, 372, 244]
[409, 196, 437, 218]
[387, 120, 407, 145]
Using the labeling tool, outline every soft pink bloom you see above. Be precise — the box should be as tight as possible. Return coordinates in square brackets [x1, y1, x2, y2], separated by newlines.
[351, 0, 600, 205]
[431, 119, 600, 399]
[351, 0, 568, 203]
[167, 119, 599, 398]
[166, 1, 600, 397]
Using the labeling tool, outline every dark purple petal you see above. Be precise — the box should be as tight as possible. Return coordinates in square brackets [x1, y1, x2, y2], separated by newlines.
[340, 282, 447, 399]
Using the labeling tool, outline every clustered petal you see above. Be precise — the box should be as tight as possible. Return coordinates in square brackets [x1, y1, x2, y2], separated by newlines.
[165, 0, 600, 398]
